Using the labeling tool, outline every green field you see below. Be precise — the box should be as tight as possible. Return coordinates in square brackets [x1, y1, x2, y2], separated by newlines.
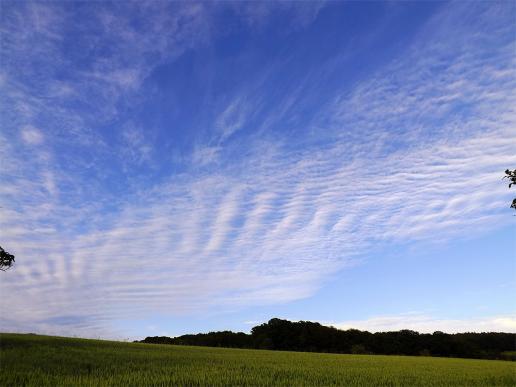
[1, 333, 514, 386]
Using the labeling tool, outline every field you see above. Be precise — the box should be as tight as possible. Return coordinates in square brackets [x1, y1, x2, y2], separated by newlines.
[0, 333, 514, 386]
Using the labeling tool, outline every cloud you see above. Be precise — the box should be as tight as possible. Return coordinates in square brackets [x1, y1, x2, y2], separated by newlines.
[331, 313, 516, 333]
[0, 1, 215, 151]
[21, 126, 44, 145]
[120, 126, 154, 167]
[232, 1, 326, 30]
[0, 1, 514, 338]
[192, 145, 222, 166]
[216, 98, 247, 141]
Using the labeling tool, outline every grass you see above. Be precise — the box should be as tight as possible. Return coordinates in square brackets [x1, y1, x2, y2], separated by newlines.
[1, 333, 515, 386]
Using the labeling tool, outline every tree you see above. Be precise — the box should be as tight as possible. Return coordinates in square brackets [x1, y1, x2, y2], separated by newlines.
[0, 246, 15, 271]
[504, 169, 516, 210]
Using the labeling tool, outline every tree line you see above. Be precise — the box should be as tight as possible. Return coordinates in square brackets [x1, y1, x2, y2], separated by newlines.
[138, 318, 515, 361]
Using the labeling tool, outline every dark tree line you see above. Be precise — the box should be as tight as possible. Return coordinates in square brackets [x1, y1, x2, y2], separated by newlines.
[138, 318, 516, 361]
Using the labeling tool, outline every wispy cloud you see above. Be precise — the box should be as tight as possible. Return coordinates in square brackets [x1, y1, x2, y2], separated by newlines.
[0, 1, 514, 338]
[217, 98, 248, 142]
[231, 1, 326, 30]
[20, 126, 44, 145]
[331, 313, 516, 334]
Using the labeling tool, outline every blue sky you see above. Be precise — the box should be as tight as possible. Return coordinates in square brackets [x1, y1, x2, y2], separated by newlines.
[1, 1, 515, 339]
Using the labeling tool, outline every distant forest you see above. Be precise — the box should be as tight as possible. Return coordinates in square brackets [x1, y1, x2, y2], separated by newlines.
[138, 318, 515, 361]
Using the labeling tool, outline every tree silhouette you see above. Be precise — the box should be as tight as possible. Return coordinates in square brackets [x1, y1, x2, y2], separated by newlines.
[0, 246, 15, 271]
[139, 318, 516, 360]
[504, 169, 516, 210]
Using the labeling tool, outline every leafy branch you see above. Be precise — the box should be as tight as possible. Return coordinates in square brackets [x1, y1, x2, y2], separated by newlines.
[0, 246, 15, 271]
[503, 169, 516, 210]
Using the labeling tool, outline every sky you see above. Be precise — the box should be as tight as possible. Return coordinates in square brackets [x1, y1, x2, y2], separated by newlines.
[0, 1, 515, 340]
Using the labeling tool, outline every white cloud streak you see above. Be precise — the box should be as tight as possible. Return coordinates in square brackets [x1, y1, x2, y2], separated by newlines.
[20, 126, 44, 145]
[331, 314, 516, 334]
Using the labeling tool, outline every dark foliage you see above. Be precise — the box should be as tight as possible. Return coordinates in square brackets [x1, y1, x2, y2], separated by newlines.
[504, 169, 516, 210]
[139, 331, 252, 348]
[139, 318, 516, 360]
[0, 246, 15, 271]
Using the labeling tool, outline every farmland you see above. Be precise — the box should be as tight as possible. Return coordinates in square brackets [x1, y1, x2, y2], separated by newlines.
[0, 333, 514, 386]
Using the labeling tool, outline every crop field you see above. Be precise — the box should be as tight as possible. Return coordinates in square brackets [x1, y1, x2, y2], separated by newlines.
[0, 333, 514, 386]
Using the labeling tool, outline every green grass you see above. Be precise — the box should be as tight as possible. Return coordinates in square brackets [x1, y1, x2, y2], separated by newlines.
[1, 333, 514, 386]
